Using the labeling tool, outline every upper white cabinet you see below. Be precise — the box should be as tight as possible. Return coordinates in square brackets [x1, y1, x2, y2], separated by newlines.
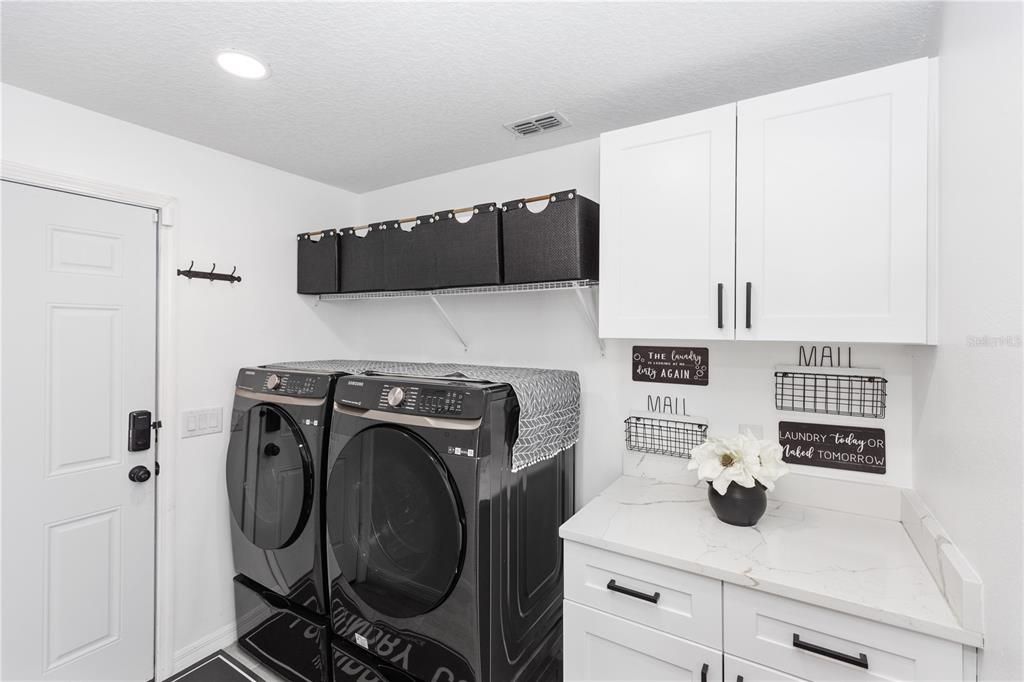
[599, 103, 737, 340]
[736, 59, 929, 342]
[599, 59, 931, 343]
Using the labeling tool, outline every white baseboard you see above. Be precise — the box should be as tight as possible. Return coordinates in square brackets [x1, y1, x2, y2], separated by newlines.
[170, 621, 238, 677]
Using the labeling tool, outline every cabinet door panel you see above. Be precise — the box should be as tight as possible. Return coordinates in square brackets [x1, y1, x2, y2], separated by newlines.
[736, 58, 928, 342]
[564, 601, 721, 682]
[600, 104, 736, 340]
[725, 655, 807, 681]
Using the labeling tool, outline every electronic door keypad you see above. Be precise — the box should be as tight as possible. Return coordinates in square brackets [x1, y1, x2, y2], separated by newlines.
[128, 410, 152, 452]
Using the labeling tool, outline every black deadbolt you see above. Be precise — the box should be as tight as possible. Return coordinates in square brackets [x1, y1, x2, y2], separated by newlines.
[128, 465, 152, 483]
[264, 443, 281, 457]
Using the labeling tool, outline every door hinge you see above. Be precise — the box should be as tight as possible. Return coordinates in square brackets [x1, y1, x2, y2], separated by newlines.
[155, 461, 160, 476]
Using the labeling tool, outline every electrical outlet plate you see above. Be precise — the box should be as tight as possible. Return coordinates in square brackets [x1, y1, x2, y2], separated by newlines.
[739, 424, 764, 439]
[181, 407, 223, 438]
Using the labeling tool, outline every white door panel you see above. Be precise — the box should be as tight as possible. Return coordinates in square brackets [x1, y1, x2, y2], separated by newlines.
[2, 181, 157, 681]
[600, 104, 736, 340]
[563, 600, 721, 681]
[736, 59, 929, 342]
[725, 655, 808, 681]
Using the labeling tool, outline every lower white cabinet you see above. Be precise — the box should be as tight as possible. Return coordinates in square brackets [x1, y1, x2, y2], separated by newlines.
[724, 655, 807, 682]
[563, 601, 721, 682]
[564, 541, 723, 648]
[563, 544, 972, 682]
[723, 585, 963, 681]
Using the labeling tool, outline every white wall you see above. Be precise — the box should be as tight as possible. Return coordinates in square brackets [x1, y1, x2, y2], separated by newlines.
[912, 3, 1023, 680]
[351, 141, 919, 505]
[0, 85, 361, 666]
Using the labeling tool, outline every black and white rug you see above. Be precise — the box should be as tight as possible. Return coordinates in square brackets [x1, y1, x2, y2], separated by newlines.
[165, 650, 264, 682]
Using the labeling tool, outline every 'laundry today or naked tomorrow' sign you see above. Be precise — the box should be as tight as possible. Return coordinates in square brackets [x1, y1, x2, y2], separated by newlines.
[778, 421, 886, 474]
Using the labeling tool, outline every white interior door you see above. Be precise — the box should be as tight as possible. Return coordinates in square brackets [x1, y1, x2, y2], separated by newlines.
[735, 58, 929, 342]
[2, 181, 157, 681]
[599, 103, 737, 340]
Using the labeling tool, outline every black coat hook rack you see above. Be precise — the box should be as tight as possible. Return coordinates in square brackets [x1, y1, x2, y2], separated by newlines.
[177, 261, 241, 283]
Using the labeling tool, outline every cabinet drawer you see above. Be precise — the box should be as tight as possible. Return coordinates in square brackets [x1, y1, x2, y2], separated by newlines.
[564, 541, 722, 648]
[725, 655, 807, 681]
[564, 600, 721, 682]
[724, 585, 962, 681]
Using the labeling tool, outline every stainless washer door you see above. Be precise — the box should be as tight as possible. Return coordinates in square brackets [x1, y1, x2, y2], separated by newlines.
[326, 424, 465, 619]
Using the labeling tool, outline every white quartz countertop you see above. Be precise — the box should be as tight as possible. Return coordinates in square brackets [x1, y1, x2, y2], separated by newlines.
[560, 475, 981, 646]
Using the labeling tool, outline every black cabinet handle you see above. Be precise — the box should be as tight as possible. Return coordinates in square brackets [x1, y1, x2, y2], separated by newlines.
[745, 282, 752, 329]
[606, 579, 660, 604]
[717, 283, 724, 329]
[700, 663, 709, 682]
[793, 633, 869, 669]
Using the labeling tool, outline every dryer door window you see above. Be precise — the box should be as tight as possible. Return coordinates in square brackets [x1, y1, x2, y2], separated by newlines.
[327, 425, 464, 619]
[226, 404, 314, 550]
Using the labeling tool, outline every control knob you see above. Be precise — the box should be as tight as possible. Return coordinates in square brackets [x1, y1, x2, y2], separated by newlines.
[386, 387, 405, 407]
[267, 374, 282, 390]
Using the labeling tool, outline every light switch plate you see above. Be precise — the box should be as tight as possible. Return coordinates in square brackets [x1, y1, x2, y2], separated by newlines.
[182, 407, 223, 438]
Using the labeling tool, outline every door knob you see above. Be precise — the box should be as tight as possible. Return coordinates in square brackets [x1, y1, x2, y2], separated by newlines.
[128, 465, 152, 483]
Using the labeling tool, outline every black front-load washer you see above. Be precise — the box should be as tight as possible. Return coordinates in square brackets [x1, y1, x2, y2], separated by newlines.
[226, 367, 340, 682]
[324, 374, 575, 682]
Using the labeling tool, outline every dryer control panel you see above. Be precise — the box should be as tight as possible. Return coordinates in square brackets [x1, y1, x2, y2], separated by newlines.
[236, 368, 332, 398]
[335, 375, 494, 419]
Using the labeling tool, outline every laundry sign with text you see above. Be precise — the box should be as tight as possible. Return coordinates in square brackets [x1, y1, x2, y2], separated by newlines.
[632, 346, 708, 386]
[778, 421, 886, 474]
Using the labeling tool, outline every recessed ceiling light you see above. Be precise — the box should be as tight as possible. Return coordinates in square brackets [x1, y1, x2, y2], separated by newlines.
[216, 51, 269, 80]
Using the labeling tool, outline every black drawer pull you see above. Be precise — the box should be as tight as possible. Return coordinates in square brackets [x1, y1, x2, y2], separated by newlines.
[606, 579, 660, 604]
[700, 663, 708, 682]
[717, 283, 724, 329]
[745, 281, 752, 329]
[793, 633, 869, 669]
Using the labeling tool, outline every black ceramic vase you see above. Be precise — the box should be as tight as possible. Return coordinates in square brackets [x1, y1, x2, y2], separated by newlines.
[707, 481, 767, 526]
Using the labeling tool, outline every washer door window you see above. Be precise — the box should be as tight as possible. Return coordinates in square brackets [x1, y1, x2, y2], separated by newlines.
[327, 426, 464, 619]
[226, 403, 314, 550]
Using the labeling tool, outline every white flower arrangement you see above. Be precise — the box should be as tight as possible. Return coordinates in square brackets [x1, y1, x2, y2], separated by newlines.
[688, 433, 790, 495]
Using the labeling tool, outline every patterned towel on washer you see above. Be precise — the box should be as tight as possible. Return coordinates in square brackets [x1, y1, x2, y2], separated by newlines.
[265, 360, 580, 472]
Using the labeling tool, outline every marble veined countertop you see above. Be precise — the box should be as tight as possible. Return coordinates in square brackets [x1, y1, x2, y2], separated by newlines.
[560, 475, 980, 646]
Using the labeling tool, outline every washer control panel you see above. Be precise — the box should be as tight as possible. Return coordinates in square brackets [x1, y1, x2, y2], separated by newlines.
[377, 385, 469, 416]
[335, 375, 491, 419]
[236, 369, 331, 398]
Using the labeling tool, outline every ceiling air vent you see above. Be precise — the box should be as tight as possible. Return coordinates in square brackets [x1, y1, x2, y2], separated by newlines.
[504, 111, 571, 138]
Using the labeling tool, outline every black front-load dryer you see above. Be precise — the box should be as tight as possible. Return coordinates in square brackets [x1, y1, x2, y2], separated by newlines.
[324, 374, 574, 682]
[226, 367, 340, 682]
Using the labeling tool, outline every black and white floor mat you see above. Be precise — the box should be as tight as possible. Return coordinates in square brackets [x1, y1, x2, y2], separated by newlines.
[165, 650, 264, 682]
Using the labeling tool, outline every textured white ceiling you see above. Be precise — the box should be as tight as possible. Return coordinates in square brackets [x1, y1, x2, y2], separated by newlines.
[1, 2, 938, 192]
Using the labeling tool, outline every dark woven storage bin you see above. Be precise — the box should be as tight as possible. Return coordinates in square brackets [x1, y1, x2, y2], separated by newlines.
[500, 189, 599, 284]
[339, 222, 392, 292]
[296, 229, 341, 294]
[384, 215, 439, 291]
[433, 203, 503, 288]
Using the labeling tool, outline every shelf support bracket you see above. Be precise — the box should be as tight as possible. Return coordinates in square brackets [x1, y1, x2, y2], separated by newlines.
[428, 294, 469, 352]
[574, 287, 606, 357]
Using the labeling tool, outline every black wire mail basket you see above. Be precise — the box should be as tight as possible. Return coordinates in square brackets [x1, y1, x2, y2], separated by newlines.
[624, 415, 708, 459]
[774, 370, 888, 419]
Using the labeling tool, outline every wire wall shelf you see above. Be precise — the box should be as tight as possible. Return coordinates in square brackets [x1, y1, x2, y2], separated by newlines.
[624, 415, 708, 459]
[316, 280, 603, 355]
[317, 279, 598, 301]
[774, 370, 888, 419]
